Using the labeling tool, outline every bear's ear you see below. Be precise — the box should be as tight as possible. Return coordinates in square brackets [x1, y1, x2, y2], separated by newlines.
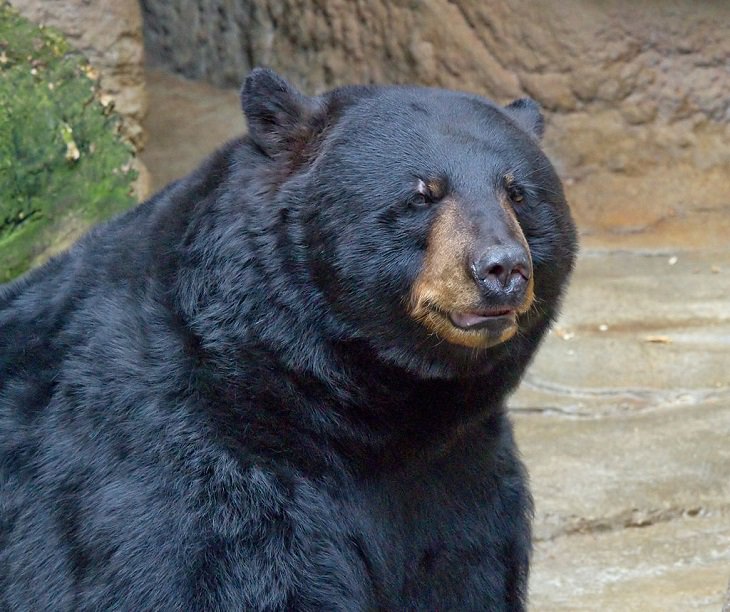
[241, 68, 322, 157]
[504, 98, 544, 141]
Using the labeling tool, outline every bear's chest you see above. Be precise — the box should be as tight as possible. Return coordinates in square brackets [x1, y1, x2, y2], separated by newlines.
[329, 430, 525, 609]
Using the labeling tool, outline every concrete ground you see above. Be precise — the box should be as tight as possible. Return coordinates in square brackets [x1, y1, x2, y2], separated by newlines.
[514, 249, 730, 610]
[141, 68, 730, 611]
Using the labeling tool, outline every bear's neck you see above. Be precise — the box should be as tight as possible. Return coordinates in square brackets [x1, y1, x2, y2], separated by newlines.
[184, 311, 534, 472]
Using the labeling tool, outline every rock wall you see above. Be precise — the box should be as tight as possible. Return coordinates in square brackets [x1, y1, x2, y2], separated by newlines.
[142, 0, 730, 247]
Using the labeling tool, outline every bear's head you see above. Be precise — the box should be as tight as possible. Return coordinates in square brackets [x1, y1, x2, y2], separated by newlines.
[241, 69, 577, 379]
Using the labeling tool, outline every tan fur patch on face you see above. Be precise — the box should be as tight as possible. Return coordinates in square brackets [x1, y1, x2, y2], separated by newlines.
[499, 194, 536, 317]
[499, 192, 529, 252]
[409, 198, 534, 349]
[409, 199, 488, 348]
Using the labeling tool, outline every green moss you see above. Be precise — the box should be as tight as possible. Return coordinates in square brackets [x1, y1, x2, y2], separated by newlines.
[0, 2, 137, 282]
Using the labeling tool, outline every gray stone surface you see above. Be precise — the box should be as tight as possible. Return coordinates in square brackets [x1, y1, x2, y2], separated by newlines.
[140, 0, 730, 248]
[530, 513, 729, 611]
[141, 67, 730, 610]
[511, 249, 730, 609]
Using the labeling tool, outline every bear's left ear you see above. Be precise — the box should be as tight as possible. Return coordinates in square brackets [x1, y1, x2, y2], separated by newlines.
[504, 98, 544, 141]
[241, 67, 322, 157]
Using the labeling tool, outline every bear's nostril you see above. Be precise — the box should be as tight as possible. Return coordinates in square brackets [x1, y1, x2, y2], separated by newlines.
[485, 263, 508, 286]
[473, 246, 531, 291]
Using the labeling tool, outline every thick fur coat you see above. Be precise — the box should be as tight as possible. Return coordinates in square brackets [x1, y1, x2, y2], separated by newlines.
[0, 69, 576, 610]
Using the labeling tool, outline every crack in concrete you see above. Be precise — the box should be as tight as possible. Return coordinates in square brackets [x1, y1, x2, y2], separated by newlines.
[518, 376, 730, 412]
[570, 316, 730, 334]
[509, 405, 594, 418]
[534, 505, 724, 542]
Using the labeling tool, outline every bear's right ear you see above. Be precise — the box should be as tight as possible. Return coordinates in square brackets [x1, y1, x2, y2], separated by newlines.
[241, 68, 322, 158]
[504, 98, 544, 141]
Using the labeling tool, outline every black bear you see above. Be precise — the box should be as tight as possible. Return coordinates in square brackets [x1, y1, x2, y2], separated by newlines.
[0, 69, 576, 610]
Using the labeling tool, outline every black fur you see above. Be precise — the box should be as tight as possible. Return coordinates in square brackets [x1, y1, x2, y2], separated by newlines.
[0, 69, 576, 610]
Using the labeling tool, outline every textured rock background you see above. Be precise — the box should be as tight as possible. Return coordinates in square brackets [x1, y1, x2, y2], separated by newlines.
[141, 0, 730, 248]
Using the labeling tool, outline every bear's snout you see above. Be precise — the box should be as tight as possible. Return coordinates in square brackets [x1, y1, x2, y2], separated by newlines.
[408, 195, 537, 349]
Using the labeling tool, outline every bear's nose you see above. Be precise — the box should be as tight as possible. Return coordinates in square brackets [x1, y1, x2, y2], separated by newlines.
[471, 246, 531, 295]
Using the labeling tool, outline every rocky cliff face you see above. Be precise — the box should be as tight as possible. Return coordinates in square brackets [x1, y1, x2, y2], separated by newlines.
[141, 0, 730, 247]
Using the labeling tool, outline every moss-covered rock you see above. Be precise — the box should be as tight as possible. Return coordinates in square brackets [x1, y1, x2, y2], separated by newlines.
[0, 2, 138, 283]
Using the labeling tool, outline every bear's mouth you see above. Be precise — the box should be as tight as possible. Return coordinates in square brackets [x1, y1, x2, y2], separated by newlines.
[414, 300, 521, 348]
[448, 308, 516, 331]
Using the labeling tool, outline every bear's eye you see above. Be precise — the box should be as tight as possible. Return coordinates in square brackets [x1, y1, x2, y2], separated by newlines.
[409, 179, 436, 209]
[408, 179, 441, 208]
[410, 192, 431, 208]
[504, 177, 525, 205]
